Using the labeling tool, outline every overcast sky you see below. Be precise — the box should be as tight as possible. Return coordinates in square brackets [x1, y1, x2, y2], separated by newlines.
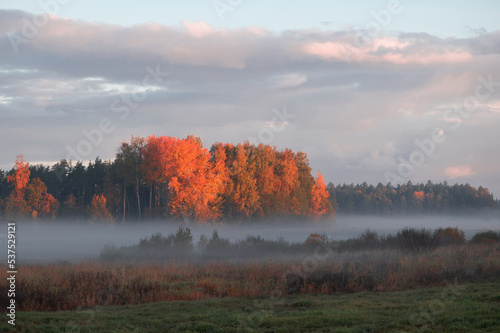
[1, 1, 499, 197]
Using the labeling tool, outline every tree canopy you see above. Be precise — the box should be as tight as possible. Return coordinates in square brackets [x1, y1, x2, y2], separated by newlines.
[0, 136, 497, 222]
[0, 136, 334, 222]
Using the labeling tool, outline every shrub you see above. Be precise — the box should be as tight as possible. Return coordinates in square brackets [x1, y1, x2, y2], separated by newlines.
[198, 234, 208, 251]
[435, 227, 466, 246]
[379, 233, 399, 250]
[337, 229, 383, 252]
[304, 233, 326, 251]
[135, 227, 194, 258]
[397, 227, 439, 254]
[358, 229, 380, 249]
[204, 230, 231, 257]
[471, 231, 499, 244]
[172, 227, 194, 252]
[236, 236, 301, 258]
[139, 232, 172, 249]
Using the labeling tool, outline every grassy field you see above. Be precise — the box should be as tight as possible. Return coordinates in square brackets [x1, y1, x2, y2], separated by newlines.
[1, 229, 498, 331]
[2, 280, 499, 332]
[2, 243, 498, 312]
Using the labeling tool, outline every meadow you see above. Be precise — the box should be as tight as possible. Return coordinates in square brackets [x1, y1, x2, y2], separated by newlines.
[2, 281, 500, 332]
[1, 227, 499, 331]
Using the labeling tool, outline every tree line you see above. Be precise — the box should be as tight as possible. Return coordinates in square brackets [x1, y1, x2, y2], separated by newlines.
[0, 135, 333, 222]
[328, 181, 498, 215]
[0, 135, 497, 222]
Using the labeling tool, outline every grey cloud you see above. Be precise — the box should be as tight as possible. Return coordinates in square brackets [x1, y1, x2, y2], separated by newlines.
[0, 10, 499, 197]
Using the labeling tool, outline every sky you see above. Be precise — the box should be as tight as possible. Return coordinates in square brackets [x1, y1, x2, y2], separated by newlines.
[1, 1, 499, 197]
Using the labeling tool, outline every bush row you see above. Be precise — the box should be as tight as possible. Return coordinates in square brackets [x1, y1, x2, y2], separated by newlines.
[335, 228, 500, 253]
[100, 227, 500, 262]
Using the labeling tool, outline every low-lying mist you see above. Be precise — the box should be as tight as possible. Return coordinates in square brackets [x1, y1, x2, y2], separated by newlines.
[2, 214, 499, 262]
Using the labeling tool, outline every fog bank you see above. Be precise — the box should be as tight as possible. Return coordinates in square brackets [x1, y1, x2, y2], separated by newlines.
[1, 215, 498, 262]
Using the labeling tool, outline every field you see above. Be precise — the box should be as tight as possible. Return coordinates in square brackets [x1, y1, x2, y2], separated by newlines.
[2, 281, 499, 332]
[1, 228, 499, 331]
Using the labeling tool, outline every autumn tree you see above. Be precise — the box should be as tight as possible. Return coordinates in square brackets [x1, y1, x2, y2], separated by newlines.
[309, 171, 334, 219]
[209, 142, 231, 216]
[7, 155, 30, 192]
[223, 144, 260, 220]
[274, 149, 300, 215]
[87, 194, 114, 223]
[2, 140, 500, 222]
[252, 144, 279, 217]
[294, 151, 315, 216]
[25, 177, 60, 218]
[142, 135, 178, 218]
[141, 136, 229, 221]
[168, 136, 226, 221]
[5, 155, 31, 218]
[4, 156, 60, 219]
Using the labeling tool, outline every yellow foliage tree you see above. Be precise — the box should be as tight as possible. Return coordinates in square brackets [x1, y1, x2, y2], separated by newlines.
[87, 194, 114, 223]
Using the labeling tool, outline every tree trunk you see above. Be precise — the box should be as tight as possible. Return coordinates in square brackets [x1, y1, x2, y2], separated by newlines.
[156, 184, 160, 214]
[136, 172, 141, 223]
[149, 183, 152, 219]
[123, 178, 126, 223]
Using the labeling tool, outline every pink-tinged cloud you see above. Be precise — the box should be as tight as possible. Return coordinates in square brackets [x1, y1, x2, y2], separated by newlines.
[246, 26, 270, 36]
[485, 100, 500, 113]
[182, 21, 215, 38]
[372, 38, 410, 50]
[381, 51, 472, 65]
[302, 42, 350, 60]
[444, 165, 477, 179]
[302, 37, 473, 65]
[0, 10, 496, 74]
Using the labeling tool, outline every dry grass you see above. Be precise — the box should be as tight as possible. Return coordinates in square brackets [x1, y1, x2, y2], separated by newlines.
[1, 243, 499, 312]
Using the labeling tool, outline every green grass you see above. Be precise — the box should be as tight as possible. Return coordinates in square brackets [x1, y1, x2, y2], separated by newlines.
[2, 281, 499, 332]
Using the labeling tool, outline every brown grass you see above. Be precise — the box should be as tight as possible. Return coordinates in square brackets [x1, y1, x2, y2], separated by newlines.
[1, 243, 499, 312]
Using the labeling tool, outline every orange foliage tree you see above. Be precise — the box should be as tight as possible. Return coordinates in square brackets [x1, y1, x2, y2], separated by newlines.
[1, 141, 336, 222]
[223, 144, 260, 219]
[25, 177, 60, 218]
[294, 151, 315, 215]
[309, 171, 334, 219]
[142, 135, 229, 222]
[168, 136, 227, 221]
[5, 155, 31, 217]
[5, 155, 60, 219]
[7, 155, 30, 191]
[142, 135, 178, 217]
[274, 149, 300, 215]
[253, 144, 279, 217]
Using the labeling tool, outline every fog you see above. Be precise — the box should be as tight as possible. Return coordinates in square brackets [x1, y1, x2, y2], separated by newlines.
[2, 215, 499, 262]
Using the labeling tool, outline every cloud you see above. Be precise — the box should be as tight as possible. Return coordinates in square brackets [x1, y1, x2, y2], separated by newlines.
[444, 165, 477, 179]
[266, 73, 308, 90]
[182, 21, 215, 38]
[1, 10, 497, 78]
[0, 9, 499, 196]
[484, 100, 500, 113]
[302, 37, 473, 65]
